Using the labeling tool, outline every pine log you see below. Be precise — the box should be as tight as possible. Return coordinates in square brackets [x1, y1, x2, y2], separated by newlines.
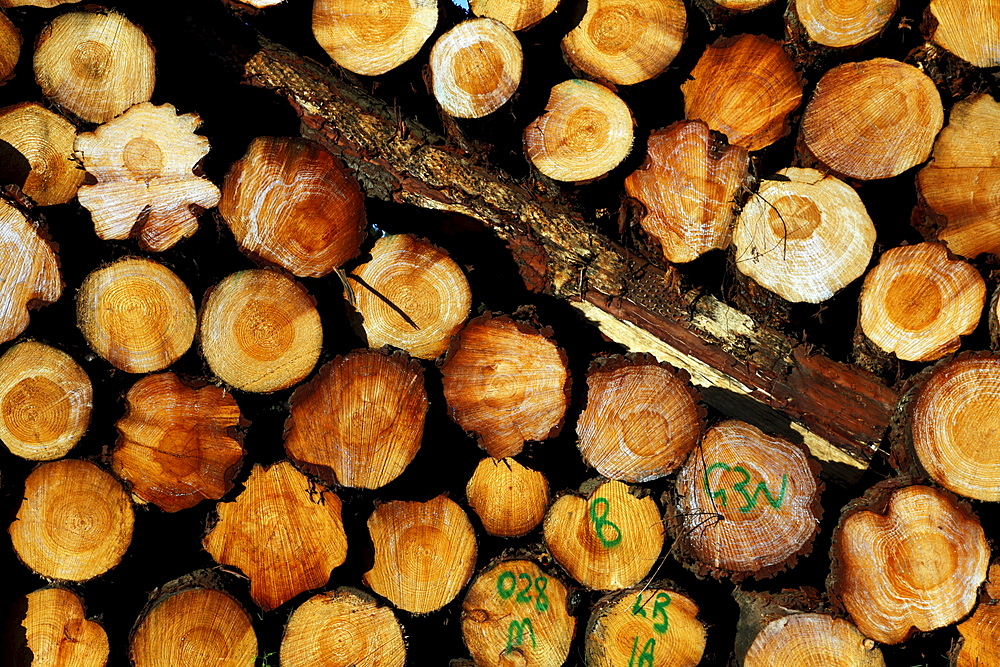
[544, 478, 663, 590]
[203, 460, 348, 610]
[710, 0, 776, 8]
[280, 587, 406, 667]
[440, 313, 569, 458]
[671, 420, 821, 579]
[0, 0, 81, 6]
[577, 354, 703, 483]
[111, 372, 245, 512]
[829, 482, 989, 644]
[560, 0, 686, 86]
[952, 560, 1000, 666]
[681, 34, 802, 151]
[200, 269, 322, 392]
[790, 0, 897, 48]
[21, 587, 109, 667]
[33, 10, 155, 123]
[928, 0, 1000, 68]
[743, 612, 883, 666]
[801, 58, 942, 180]
[991, 285, 999, 351]
[430, 18, 522, 119]
[130, 575, 257, 666]
[218, 135, 366, 277]
[76, 257, 196, 373]
[904, 353, 1000, 502]
[858, 242, 985, 362]
[363, 494, 477, 614]
[915, 94, 1000, 259]
[524, 79, 634, 182]
[312, 0, 437, 76]
[9, 458, 133, 581]
[0, 103, 83, 206]
[469, 0, 558, 31]
[461, 558, 574, 666]
[228, 30, 901, 480]
[0, 199, 61, 345]
[585, 587, 706, 667]
[284, 348, 427, 489]
[0, 9, 16, 85]
[75, 102, 221, 252]
[349, 233, 471, 360]
[732, 168, 876, 303]
[624, 120, 750, 264]
[0, 341, 91, 461]
[466, 456, 549, 537]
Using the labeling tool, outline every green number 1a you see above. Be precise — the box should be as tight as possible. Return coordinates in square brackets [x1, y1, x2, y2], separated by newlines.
[628, 636, 655, 667]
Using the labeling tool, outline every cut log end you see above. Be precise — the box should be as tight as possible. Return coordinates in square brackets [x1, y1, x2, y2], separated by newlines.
[544, 478, 664, 591]
[201, 269, 322, 393]
[112, 372, 245, 512]
[469, 0, 558, 31]
[76, 257, 196, 374]
[219, 136, 366, 277]
[23, 588, 109, 667]
[441, 313, 569, 458]
[466, 457, 549, 537]
[284, 348, 427, 489]
[350, 233, 471, 360]
[672, 420, 822, 580]
[743, 612, 885, 666]
[363, 494, 477, 614]
[0, 10, 19, 85]
[0, 200, 61, 345]
[792, 0, 898, 48]
[929, 0, 1000, 68]
[33, 10, 155, 123]
[577, 354, 704, 483]
[952, 559, 1000, 666]
[0, 102, 83, 206]
[0, 341, 91, 461]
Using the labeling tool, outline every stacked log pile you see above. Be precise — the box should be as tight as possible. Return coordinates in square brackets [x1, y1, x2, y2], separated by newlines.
[0, 0, 998, 665]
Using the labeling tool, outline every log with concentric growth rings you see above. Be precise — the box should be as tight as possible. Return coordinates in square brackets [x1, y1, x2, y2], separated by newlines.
[9, 458, 134, 581]
[469, 0, 558, 31]
[743, 612, 886, 667]
[77, 256, 196, 373]
[0, 102, 84, 206]
[0, 199, 62, 345]
[21, 587, 109, 667]
[466, 456, 549, 537]
[792, 0, 897, 49]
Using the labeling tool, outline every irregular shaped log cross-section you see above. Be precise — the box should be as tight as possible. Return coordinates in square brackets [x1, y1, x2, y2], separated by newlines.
[992, 286, 1000, 350]
[524, 79, 634, 182]
[743, 613, 885, 667]
[469, 0, 558, 31]
[20, 587, 109, 667]
[461, 559, 575, 667]
[284, 348, 427, 489]
[859, 242, 985, 362]
[280, 588, 407, 667]
[76, 257, 197, 373]
[9, 458, 133, 581]
[0, 10, 19, 85]
[349, 233, 471, 360]
[430, 18, 522, 119]
[0, 200, 61, 345]
[928, 0, 1000, 68]
[312, 0, 437, 76]
[0, 103, 84, 206]
[624, 120, 750, 264]
[441, 314, 569, 458]
[906, 353, 1000, 502]
[682, 34, 803, 151]
[791, 0, 898, 48]
[219, 136, 366, 277]
[33, 10, 154, 123]
[201, 269, 322, 392]
[111, 372, 245, 512]
[916, 94, 1000, 259]
[0, 341, 91, 461]
[585, 588, 706, 667]
[544, 479, 663, 590]
[466, 457, 549, 537]
[672, 420, 822, 579]
[75, 102, 221, 252]
[130, 579, 257, 666]
[801, 58, 943, 180]
[364, 494, 477, 614]
[204, 461, 348, 611]
[732, 168, 876, 303]
[577, 355, 703, 483]
[952, 561, 1000, 666]
[830, 483, 989, 644]
[561, 0, 686, 86]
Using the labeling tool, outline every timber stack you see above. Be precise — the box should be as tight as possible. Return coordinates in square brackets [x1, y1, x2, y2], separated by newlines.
[0, 0, 998, 665]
